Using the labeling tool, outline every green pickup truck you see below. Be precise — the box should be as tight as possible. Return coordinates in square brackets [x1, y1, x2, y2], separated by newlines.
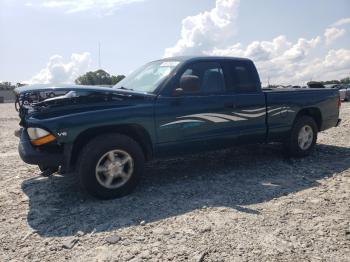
[15, 56, 341, 199]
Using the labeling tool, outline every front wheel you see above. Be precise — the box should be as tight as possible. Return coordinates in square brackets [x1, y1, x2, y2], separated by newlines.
[285, 116, 318, 158]
[77, 134, 145, 199]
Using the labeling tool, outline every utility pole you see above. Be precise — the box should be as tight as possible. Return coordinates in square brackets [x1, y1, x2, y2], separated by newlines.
[98, 41, 101, 69]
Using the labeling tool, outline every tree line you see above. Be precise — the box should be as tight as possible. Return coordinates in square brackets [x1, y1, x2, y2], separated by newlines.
[266, 76, 350, 89]
[74, 69, 125, 86]
[0, 82, 26, 90]
[308, 77, 350, 85]
[0, 70, 125, 90]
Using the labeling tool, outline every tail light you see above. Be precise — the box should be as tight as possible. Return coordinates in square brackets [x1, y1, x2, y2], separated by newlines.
[338, 96, 342, 108]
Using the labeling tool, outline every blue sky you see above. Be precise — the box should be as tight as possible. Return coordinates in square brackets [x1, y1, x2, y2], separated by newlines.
[1, 0, 349, 85]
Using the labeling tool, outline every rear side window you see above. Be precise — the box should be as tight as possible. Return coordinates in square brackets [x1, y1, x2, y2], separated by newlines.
[180, 62, 225, 94]
[224, 61, 261, 93]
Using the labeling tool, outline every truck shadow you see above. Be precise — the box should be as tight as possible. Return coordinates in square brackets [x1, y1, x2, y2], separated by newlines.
[21, 143, 350, 237]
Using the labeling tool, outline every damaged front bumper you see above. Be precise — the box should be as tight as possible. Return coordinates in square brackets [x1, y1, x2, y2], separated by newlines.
[17, 128, 64, 167]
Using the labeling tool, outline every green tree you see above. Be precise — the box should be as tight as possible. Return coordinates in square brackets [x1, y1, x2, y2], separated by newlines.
[0, 82, 15, 90]
[340, 77, 350, 84]
[111, 75, 126, 85]
[307, 81, 325, 88]
[75, 70, 125, 86]
[321, 80, 340, 85]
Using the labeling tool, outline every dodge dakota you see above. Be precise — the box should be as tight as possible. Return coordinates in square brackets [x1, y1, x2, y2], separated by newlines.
[15, 56, 341, 199]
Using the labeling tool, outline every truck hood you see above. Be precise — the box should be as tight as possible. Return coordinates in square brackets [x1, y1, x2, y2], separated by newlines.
[15, 84, 155, 124]
[14, 84, 152, 97]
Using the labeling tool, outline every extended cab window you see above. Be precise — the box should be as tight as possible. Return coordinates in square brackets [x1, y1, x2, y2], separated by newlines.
[180, 62, 225, 94]
[224, 61, 260, 93]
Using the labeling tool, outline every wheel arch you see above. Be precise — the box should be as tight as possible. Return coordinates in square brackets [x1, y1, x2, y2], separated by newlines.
[70, 124, 153, 170]
[294, 107, 322, 131]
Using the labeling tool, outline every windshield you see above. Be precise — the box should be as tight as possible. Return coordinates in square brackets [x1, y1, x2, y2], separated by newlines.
[113, 60, 181, 93]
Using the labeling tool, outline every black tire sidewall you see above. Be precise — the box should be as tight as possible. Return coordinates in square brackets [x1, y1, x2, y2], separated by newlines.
[77, 134, 145, 199]
[288, 116, 318, 157]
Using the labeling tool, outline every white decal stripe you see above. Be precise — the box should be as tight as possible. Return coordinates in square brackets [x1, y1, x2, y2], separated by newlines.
[179, 114, 230, 123]
[235, 107, 284, 117]
[203, 113, 247, 121]
[233, 112, 266, 118]
[267, 108, 284, 114]
[160, 119, 204, 127]
[270, 110, 289, 117]
[241, 108, 266, 113]
[160, 107, 290, 128]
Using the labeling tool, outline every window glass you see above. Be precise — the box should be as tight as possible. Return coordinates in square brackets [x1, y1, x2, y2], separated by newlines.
[114, 60, 180, 93]
[225, 61, 259, 93]
[180, 62, 225, 94]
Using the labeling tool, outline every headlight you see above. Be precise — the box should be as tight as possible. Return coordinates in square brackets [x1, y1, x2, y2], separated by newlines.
[27, 127, 49, 140]
[27, 127, 56, 146]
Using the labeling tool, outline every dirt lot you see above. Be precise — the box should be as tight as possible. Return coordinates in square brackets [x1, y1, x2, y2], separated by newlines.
[0, 102, 349, 262]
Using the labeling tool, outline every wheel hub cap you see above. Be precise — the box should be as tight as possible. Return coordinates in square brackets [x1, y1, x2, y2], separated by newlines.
[298, 125, 313, 150]
[95, 150, 134, 189]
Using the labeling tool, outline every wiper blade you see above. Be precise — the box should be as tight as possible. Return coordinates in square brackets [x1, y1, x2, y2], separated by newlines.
[118, 86, 134, 91]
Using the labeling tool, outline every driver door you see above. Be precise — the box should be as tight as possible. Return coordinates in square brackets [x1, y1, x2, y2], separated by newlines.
[154, 61, 239, 154]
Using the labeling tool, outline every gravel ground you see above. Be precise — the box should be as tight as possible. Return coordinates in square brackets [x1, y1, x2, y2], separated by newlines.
[0, 102, 349, 262]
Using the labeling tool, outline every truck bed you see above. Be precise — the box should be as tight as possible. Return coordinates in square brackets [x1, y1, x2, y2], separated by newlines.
[263, 88, 340, 141]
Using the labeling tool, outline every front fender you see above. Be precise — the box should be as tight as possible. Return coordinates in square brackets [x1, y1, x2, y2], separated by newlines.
[26, 104, 156, 145]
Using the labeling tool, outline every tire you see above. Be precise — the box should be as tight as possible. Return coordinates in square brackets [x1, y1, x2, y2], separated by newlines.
[77, 134, 145, 199]
[285, 116, 318, 158]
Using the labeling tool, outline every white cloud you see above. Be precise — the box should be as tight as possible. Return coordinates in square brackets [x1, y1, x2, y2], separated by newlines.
[164, 0, 350, 85]
[211, 35, 324, 85]
[26, 0, 144, 14]
[332, 17, 350, 27]
[212, 36, 350, 85]
[323, 49, 350, 69]
[164, 0, 240, 57]
[324, 27, 346, 45]
[30, 52, 91, 84]
[296, 49, 350, 82]
[281, 37, 321, 62]
[211, 35, 294, 60]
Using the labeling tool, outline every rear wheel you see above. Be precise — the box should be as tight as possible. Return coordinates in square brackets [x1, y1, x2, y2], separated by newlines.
[77, 134, 145, 199]
[285, 116, 318, 158]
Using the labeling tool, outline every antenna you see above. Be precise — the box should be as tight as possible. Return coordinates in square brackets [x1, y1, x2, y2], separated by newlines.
[267, 75, 270, 87]
[98, 41, 101, 69]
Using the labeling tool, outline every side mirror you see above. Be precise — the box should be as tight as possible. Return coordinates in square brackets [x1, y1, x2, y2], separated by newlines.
[178, 75, 200, 94]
